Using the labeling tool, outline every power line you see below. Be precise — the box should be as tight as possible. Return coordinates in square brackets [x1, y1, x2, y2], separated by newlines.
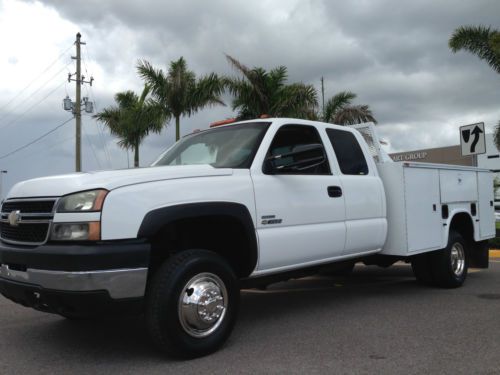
[0, 45, 72, 114]
[11, 133, 75, 164]
[0, 117, 74, 160]
[82, 120, 102, 169]
[89, 92, 113, 169]
[0, 80, 66, 131]
[0, 64, 69, 124]
[83, 44, 113, 168]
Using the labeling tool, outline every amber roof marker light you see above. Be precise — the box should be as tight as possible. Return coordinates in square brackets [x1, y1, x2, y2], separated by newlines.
[209, 115, 272, 128]
[209, 118, 237, 128]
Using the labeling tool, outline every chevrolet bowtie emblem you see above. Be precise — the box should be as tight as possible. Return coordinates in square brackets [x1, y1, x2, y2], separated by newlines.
[8, 210, 21, 227]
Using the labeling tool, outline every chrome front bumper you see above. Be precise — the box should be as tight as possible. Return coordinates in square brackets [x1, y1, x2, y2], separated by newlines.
[0, 264, 148, 299]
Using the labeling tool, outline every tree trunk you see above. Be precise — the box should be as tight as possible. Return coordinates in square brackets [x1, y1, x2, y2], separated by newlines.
[175, 115, 180, 141]
[134, 142, 139, 168]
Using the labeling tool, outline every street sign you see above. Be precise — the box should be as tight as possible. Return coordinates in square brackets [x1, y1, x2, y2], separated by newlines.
[460, 122, 486, 156]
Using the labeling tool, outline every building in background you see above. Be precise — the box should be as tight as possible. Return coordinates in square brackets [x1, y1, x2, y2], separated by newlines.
[390, 145, 474, 166]
[389, 134, 499, 169]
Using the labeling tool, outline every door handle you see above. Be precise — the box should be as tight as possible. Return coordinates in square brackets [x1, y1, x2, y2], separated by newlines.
[327, 186, 342, 198]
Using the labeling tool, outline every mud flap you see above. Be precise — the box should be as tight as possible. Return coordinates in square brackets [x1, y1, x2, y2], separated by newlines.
[469, 240, 489, 269]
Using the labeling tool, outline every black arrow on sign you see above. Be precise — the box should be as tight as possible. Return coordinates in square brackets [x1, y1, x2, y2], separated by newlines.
[470, 125, 484, 153]
[461, 129, 470, 143]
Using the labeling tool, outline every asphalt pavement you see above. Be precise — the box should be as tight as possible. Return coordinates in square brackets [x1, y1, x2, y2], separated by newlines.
[1, 261, 499, 374]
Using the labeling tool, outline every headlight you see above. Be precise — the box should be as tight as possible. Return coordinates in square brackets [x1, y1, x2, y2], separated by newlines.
[57, 189, 108, 213]
[51, 222, 100, 241]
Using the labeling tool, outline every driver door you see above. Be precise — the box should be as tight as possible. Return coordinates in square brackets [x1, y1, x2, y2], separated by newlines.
[251, 124, 346, 273]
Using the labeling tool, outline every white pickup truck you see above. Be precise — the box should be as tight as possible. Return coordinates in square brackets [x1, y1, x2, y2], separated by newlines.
[0, 118, 494, 358]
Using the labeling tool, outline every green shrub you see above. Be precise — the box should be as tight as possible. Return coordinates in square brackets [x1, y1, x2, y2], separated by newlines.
[489, 237, 500, 248]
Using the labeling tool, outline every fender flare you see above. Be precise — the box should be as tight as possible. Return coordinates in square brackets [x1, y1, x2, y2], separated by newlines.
[445, 209, 475, 244]
[137, 202, 258, 273]
[445, 209, 488, 268]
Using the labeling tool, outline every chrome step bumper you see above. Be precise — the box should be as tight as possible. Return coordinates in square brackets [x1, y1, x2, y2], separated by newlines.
[0, 264, 147, 299]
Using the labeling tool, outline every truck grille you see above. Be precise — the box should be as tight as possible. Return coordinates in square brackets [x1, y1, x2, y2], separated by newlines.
[1, 200, 55, 213]
[0, 199, 56, 245]
[0, 223, 50, 243]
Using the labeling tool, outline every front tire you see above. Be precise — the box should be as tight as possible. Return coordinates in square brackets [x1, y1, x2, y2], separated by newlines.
[146, 249, 239, 358]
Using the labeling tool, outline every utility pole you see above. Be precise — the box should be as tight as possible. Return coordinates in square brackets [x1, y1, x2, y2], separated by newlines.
[321, 77, 325, 119]
[0, 170, 7, 202]
[75, 32, 82, 172]
[64, 32, 94, 172]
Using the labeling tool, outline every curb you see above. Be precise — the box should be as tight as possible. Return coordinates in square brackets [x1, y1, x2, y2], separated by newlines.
[490, 250, 500, 258]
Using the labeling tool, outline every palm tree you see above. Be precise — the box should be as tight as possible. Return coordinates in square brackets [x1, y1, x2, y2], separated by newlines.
[137, 57, 225, 141]
[322, 91, 377, 125]
[94, 85, 166, 167]
[449, 25, 500, 73]
[494, 120, 500, 150]
[450, 25, 500, 149]
[224, 54, 318, 120]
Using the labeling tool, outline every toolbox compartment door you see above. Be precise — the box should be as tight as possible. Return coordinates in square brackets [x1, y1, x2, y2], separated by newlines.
[439, 169, 477, 203]
[404, 167, 442, 252]
[477, 171, 495, 239]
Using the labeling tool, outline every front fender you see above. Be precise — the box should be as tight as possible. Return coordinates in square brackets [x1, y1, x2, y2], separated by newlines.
[100, 171, 256, 240]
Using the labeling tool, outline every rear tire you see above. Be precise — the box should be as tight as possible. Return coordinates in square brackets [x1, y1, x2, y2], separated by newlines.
[411, 230, 468, 288]
[146, 249, 239, 358]
[430, 231, 468, 288]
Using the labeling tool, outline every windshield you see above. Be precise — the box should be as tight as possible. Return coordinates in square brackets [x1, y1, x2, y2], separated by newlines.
[153, 122, 270, 168]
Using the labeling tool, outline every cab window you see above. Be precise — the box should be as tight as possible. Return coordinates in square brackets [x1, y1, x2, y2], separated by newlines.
[266, 125, 331, 175]
[326, 128, 369, 175]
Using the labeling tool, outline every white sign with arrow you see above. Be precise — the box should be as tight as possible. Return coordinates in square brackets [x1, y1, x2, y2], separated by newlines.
[460, 122, 485, 156]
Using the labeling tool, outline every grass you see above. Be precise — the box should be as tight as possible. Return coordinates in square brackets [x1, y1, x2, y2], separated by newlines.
[496, 222, 500, 230]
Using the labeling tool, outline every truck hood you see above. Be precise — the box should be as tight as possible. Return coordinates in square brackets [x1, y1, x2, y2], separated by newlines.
[7, 165, 233, 198]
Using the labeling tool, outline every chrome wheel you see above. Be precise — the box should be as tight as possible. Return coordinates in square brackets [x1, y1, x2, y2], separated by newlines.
[450, 242, 465, 277]
[178, 272, 228, 338]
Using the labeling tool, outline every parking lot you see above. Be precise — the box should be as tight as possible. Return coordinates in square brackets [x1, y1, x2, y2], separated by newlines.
[1, 258, 499, 375]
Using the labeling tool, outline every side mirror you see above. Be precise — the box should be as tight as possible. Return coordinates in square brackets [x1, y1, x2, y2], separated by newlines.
[264, 143, 326, 174]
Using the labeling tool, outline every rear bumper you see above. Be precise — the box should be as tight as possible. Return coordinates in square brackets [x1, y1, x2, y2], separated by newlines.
[0, 240, 150, 315]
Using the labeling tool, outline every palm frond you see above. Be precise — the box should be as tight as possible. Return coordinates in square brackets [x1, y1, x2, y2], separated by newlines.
[94, 86, 168, 158]
[138, 84, 151, 105]
[190, 73, 226, 111]
[225, 54, 267, 103]
[494, 120, 500, 151]
[323, 91, 356, 122]
[115, 91, 138, 110]
[491, 33, 500, 56]
[449, 25, 500, 73]
[333, 104, 377, 125]
[137, 57, 225, 140]
[273, 83, 318, 118]
[137, 60, 167, 93]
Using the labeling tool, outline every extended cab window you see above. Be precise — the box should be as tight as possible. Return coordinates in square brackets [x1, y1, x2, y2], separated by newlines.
[266, 125, 331, 175]
[326, 128, 369, 175]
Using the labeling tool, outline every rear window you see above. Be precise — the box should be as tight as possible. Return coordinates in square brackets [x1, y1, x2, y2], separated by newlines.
[326, 128, 369, 175]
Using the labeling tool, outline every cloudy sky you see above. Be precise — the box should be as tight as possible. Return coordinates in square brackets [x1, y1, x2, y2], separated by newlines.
[0, 0, 499, 198]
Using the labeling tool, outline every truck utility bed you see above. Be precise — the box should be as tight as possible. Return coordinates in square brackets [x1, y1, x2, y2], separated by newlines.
[377, 161, 495, 256]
